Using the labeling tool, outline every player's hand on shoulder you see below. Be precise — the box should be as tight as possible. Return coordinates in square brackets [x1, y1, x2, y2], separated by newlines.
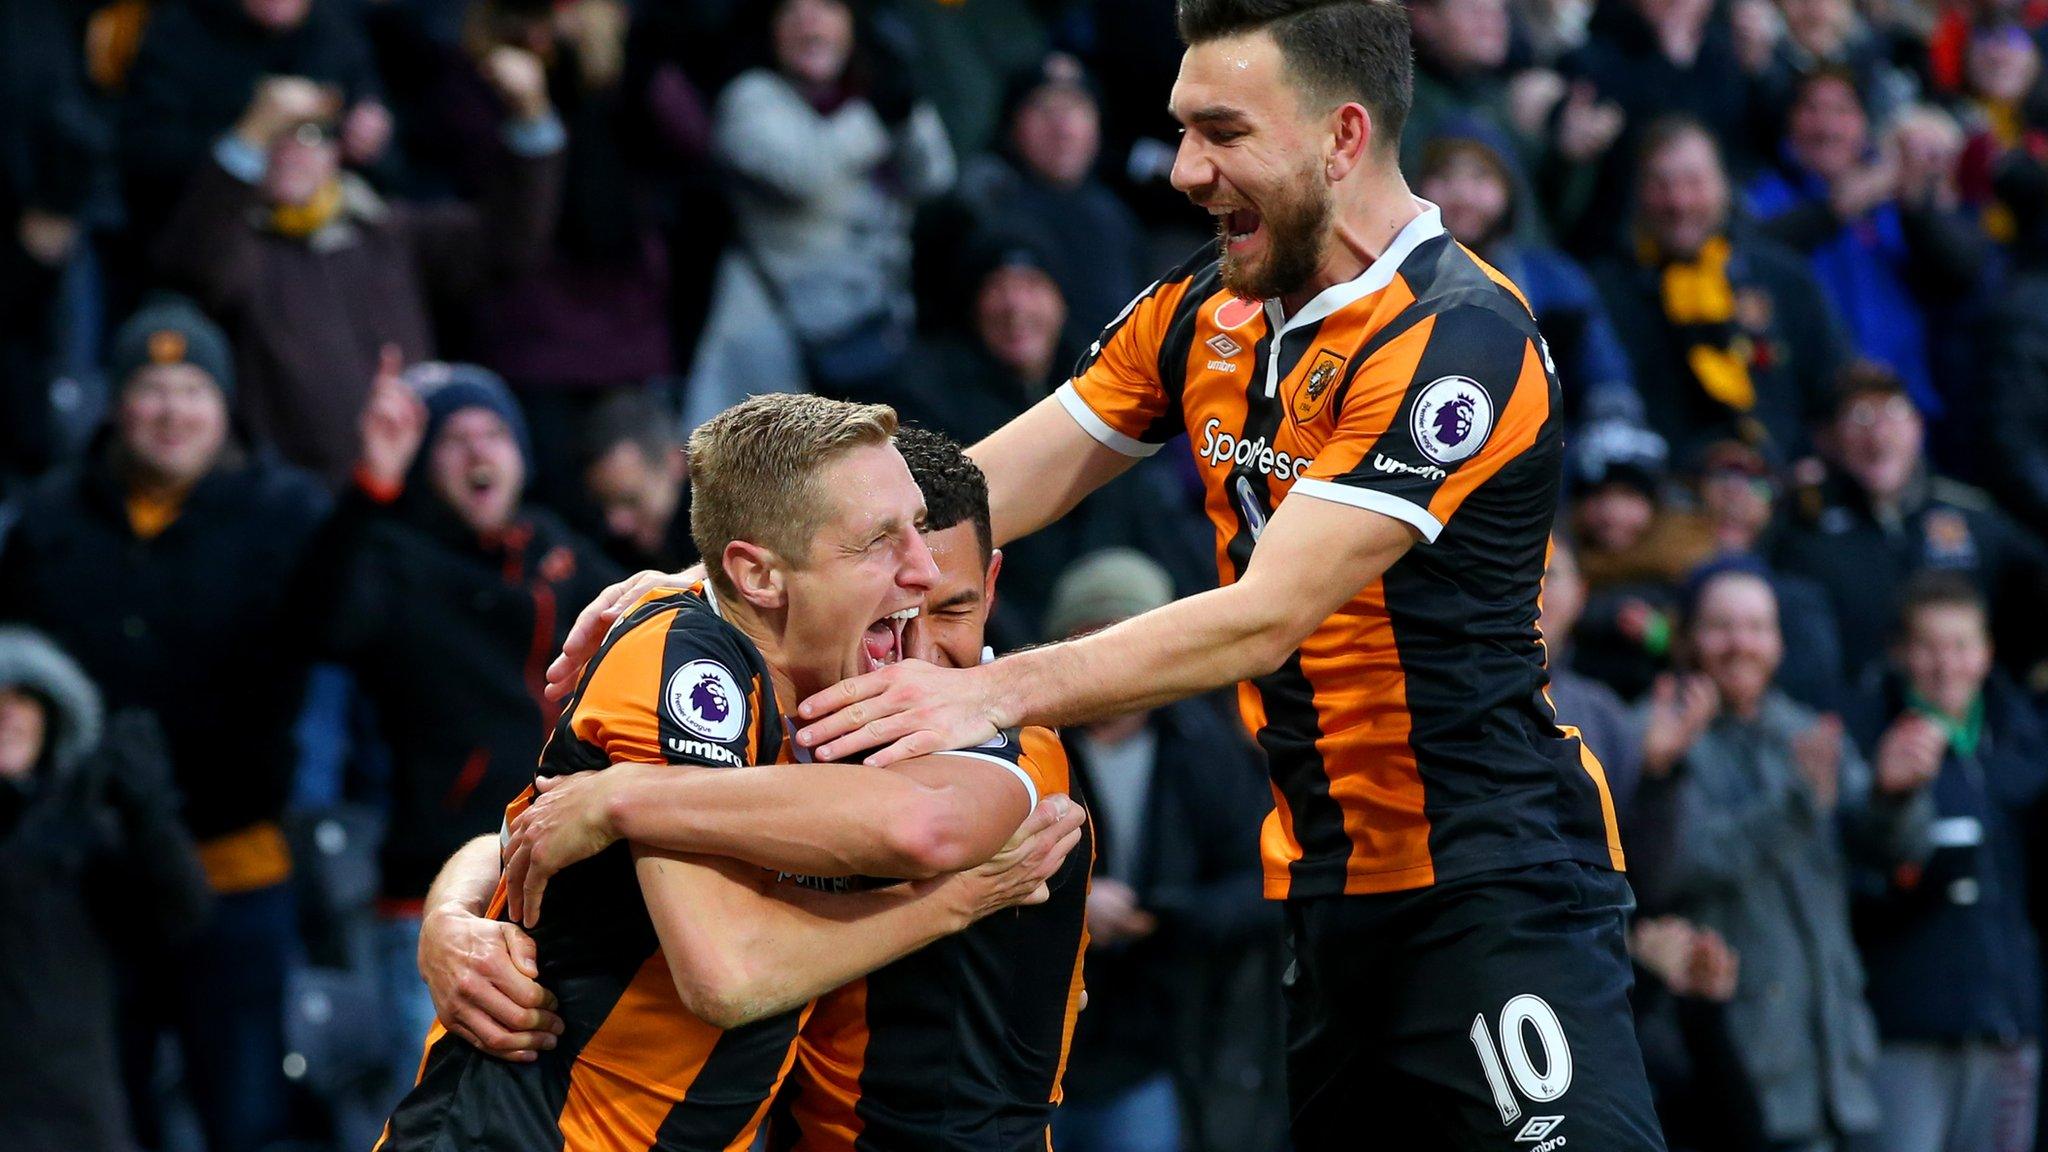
[546, 567, 705, 702]
[504, 768, 635, 928]
[931, 794, 1085, 926]
[418, 905, 563, 1061]
[797, 659, 1002, 767]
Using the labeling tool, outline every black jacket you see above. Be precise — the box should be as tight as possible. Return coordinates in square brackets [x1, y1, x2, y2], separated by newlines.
[0, 446, 331, 842]
[0, 629, 210, 1152]
[1984, 265, 2048, 537]
[1062, 696, 1284, 1146]
[1849, 671, 2048, 1044]
[1774, 468, 2048, 682]
[298, 483, 621, 901]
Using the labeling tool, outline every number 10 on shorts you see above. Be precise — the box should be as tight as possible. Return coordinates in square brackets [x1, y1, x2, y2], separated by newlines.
[1468, 994, 1574, 1126]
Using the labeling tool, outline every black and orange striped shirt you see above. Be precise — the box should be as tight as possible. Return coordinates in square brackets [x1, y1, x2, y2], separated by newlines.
[1061, 201, 1625, 900]
[766, 727, 1091, 1152]
[380, 588, 807, 1152]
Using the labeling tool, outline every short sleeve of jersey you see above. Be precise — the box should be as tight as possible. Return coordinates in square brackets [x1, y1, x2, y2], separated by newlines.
[567, 598, 772, 770]
[936, 727, 1041, 809]
[1016, 727, 1072, 800]
[1293, 302, 1551, 544]
[1056, 275, 1196, 457]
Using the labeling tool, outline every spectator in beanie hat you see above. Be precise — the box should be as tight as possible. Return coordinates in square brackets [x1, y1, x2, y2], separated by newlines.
[0, 294, 330, 1152]
[1045, 549, 1282, 1152]
[292, 352, 618, 1103]
[954, 51, 1149, 352]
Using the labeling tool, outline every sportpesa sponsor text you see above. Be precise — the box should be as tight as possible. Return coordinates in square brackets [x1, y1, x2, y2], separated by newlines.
[1198, 417, 1447, 483]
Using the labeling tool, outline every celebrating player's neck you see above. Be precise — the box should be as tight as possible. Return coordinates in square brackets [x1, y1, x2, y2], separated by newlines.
[1275, 172, 1424, 318]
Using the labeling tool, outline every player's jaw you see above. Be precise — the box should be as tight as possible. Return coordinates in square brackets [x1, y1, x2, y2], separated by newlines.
[1201, 161, 1331, 302]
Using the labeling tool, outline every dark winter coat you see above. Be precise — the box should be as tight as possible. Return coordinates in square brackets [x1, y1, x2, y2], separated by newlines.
[0, 628, 210, 1152]
[1849, 672, 2048, 1044]
[297, 483, 620, 902]
[0, 447, 331, 843]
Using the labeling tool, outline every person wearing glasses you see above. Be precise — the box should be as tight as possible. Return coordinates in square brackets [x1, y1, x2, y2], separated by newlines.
[152, 48, 566, 487]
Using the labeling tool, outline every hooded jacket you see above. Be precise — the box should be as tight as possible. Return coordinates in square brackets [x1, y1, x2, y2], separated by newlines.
[0, 627, 209, 1152]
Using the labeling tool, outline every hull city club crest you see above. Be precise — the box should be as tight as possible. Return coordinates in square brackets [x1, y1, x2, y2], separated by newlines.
[1292, 349, 1346, 424]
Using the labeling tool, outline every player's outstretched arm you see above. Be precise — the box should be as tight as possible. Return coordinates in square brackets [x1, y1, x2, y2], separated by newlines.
[637, 795, 1084, 1029]
[502, 753, 1036, 926]
[797, 496, 1416, 765]
[967, 393, 1137, 547]
[416, 834, 564, 1060]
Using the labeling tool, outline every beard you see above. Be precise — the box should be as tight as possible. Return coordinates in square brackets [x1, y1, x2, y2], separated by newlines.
[1217, 168, 1332, 301]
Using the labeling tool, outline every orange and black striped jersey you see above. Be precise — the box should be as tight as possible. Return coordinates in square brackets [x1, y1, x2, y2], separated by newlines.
[767, 727, 1091, 1152]
[381, 588, 807, 1152]
[1060, 202, 1625, 900]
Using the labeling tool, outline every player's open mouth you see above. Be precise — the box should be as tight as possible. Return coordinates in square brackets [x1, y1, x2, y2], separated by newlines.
[861, 607, 918, 673]
[1217, 206, 1263, 253]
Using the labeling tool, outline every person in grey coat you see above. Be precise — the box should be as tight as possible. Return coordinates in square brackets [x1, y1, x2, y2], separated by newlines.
[683, 0, 954, 432]
[1631, 559, 1935, 1152]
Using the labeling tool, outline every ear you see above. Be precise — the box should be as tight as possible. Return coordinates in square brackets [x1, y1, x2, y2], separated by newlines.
[983, 547, 1004, 613]
[723, 540, 788, 610]
[1326, 102, 1373, 182]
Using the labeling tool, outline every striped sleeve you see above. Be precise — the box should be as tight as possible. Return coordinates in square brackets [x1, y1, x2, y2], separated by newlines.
[569, 606, 770, 769]
[1294, 303, 1551, 544]
[1057, 275, 1195, 457]
[934, 727, 1041, 809]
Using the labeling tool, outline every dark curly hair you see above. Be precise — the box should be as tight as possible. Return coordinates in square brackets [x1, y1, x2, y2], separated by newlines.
[894, 426, 992, 566]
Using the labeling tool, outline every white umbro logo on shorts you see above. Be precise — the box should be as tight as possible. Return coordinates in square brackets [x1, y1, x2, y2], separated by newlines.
[1515, 1116, 1565, 1142]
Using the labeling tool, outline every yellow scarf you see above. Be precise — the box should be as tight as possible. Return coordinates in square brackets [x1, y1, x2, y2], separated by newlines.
[269, 178, 344, 239]
[125, 489, 185, 540]
[1651, 234, 1756, 412]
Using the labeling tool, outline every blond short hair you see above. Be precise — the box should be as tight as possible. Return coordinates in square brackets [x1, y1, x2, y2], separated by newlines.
[688, 393, 898, 597]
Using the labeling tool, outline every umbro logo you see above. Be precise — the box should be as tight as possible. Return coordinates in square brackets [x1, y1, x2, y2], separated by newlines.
[1206, 332, 1242, 358]
[1516, 1116, 1566, 1149]
[1373, 452, 1446, 481]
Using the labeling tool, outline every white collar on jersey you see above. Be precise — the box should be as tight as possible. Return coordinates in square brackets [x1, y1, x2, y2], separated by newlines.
[1261, 196, 1446, 334]
[701, 579, 723, 619]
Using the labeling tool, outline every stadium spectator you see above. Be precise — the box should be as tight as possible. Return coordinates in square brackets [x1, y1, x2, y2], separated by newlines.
[1746, 72, 1986, 416]
[0, 297, 329, 1152]
[1561, 0, 1773, 252]
[119, 0, 387, 262]
[1541, 537, 1647, 813]
[881, 236, 1070, 446]
[1983, 141, 2048, 536]
[1752, 0, 1911, 127]
[577, 390, 696, 573]
[1, 0, 104, 488]
[153, 51, 565, 486]
[1044, 550, 1282, 1152]
[1566, 419, 1704, 699]
[1691, 439, 1849, 712]
[0, 628, 210, 1152]
[953, 52, 1150, 353]
[1627, 915, 1769, 1152]
[1417, 131, 1644, 429]
[1400, 0, 1523, 194]
[418, 0, 715, 503]
[1848, 573, 2048, 1152]
[1593, 117, 1852, 463]
[1630, 562, 1935, 1152]
[295, 354, 618, 1097]
[683, 0, 955, 431]
[1954, 19, 2048, 246]
[1775, 362, 2048, 684]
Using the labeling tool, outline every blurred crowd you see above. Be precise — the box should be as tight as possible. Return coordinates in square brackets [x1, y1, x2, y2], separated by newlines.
[8, 0, 2048, 1151]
